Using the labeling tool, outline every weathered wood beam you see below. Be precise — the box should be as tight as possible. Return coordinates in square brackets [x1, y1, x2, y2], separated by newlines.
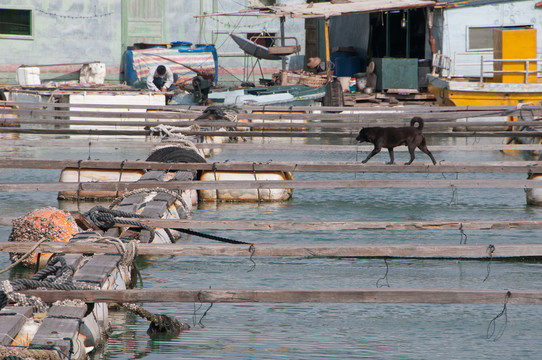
[0, 127, 541, 138]
[0, 179, 540, 192]
[1, 243, 542, 259]
[6, 116, 539, 129]
[121, 219, 542, 231]
[1, 218, 541, 230]
[18, 288, 542, 305]
[0, 158, 540, 173]
[3, 139, 542, 152]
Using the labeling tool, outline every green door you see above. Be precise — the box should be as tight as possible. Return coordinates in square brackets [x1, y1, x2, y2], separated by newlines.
[122, 0, 165, 50]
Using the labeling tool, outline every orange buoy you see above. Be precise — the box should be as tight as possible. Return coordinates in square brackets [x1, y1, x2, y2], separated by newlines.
[8, 207, 79, 267]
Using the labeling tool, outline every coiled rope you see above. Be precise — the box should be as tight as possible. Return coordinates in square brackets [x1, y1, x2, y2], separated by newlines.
[83, 206, 156, 241]
[108, 188, 192, 219]
[0, 256, 81, 312]
[0, 346, 62, 360]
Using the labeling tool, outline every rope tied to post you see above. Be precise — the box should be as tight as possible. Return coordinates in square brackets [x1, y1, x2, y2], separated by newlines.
[83, 206, 156, 242]
[483, 244, 495, 282]
[487, 290, 511, 341]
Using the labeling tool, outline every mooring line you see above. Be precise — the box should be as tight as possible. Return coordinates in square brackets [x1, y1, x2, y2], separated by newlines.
[487, 291, 511, 341]
[376, 258, 390, 288]
[459, 223, 468, 245]
[483, 244, 495, 282]
[171, 227, 256, 272]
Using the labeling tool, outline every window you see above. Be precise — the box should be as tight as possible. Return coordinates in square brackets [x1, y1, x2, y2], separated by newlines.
[468, 25, 532, 51]
[0, 8, 32, 38]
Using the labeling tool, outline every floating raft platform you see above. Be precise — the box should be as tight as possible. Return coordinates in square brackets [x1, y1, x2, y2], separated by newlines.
[0, 250, 125, 360]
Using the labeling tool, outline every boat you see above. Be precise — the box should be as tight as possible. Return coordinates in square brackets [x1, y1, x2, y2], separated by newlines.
[427, 27, 542, 107]
[172, 84, 325, 107]
[427, 26, 542, 206]
[213, 84, 325, 106]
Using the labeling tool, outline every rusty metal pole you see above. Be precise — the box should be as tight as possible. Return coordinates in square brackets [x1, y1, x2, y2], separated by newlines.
[280, 16, 286, 71]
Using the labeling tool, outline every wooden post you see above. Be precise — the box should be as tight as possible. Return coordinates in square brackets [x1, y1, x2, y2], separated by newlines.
[324, 18, 331, 82]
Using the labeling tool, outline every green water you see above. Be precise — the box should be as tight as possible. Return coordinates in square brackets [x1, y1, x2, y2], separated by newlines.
[1, 134, 542, 359]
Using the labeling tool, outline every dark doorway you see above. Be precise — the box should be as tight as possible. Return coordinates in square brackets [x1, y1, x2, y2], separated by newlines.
[369, 8, 426, 59]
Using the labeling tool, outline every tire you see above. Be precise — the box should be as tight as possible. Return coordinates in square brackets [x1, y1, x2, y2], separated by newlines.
[146, 147, 206, 180]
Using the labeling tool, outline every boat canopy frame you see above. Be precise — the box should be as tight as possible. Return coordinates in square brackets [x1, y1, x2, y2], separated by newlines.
[433, 52, 542, 84]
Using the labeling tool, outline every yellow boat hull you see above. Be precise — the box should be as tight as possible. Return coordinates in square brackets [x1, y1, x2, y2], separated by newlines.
[428, 83, 542, 107]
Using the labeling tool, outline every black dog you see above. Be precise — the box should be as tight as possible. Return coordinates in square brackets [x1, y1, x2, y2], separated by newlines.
[356, 117, 437, 165]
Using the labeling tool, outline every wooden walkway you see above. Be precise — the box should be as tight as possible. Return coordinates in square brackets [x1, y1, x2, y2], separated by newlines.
[2, 102, 542, 309]
[2, 102, 542, 139]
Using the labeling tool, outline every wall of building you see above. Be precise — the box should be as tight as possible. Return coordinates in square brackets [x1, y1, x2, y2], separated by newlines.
[440, 0, 542, 76]
[0, 0, 306, 87]
[0, 0, 122, 84]
[195, 0, 306, 86]
[329, 13, 370, 73]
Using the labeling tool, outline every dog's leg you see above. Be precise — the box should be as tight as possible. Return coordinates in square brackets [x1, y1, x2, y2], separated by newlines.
[418, 138, 437, 165]
[405, 144, 416, 165]
[387, 148, 395, 165]
[362, 146, 381, 163]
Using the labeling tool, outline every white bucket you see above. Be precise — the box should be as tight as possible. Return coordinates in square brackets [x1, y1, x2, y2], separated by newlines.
[356, 77, 367, 91]
[16, 67, 41, 86]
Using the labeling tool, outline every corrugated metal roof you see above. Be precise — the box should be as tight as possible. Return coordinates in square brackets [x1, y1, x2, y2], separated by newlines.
[251, 0, 437, 18]
[442, 0, 522, 8]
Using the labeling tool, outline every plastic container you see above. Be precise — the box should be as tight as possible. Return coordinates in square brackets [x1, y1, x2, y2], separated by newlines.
[79, 63, 106, 85]
[338, 77, 351, 92]
[349, 78, 356, 92]
[331, 52, 362, 77]
[170, 41, 192, 49]
[356, 77, 367, 91]
[16, 67, 41, 86]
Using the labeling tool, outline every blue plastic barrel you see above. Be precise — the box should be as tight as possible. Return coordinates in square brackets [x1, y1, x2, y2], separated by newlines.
[124, 47, 138, 85]
[331, 51, 362, 77]
[171, 41, 192, 49]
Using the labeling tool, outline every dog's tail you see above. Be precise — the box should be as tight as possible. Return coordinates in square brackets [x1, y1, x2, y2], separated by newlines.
[410, 116, 424, 130]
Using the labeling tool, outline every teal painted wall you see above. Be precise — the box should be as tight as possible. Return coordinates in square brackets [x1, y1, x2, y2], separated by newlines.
[0, 0, 306, 86]
[0, 0, 122, 84]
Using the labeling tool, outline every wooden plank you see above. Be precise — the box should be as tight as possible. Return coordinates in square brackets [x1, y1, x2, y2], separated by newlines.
[3, 115, 540, 129]
[19, 288, 542, 305]
[3, 101, 542, 119]
[73, 254, 121, 286]
[1, 158, 540, 173]
[3, 139, 542, 152]
[1, 101, 526, 114]
[119, 219, 542, 231]
[1, 127, 541, 138]
[2, 217, 541, 230]
[1, 179, 541, 193]
[0, 306, 33, 346]
[30, 305, 85, 356]
[2, 243, 542, 259]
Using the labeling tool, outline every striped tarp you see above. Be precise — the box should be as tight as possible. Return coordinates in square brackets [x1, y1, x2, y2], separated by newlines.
[131, 48, 215, 83]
